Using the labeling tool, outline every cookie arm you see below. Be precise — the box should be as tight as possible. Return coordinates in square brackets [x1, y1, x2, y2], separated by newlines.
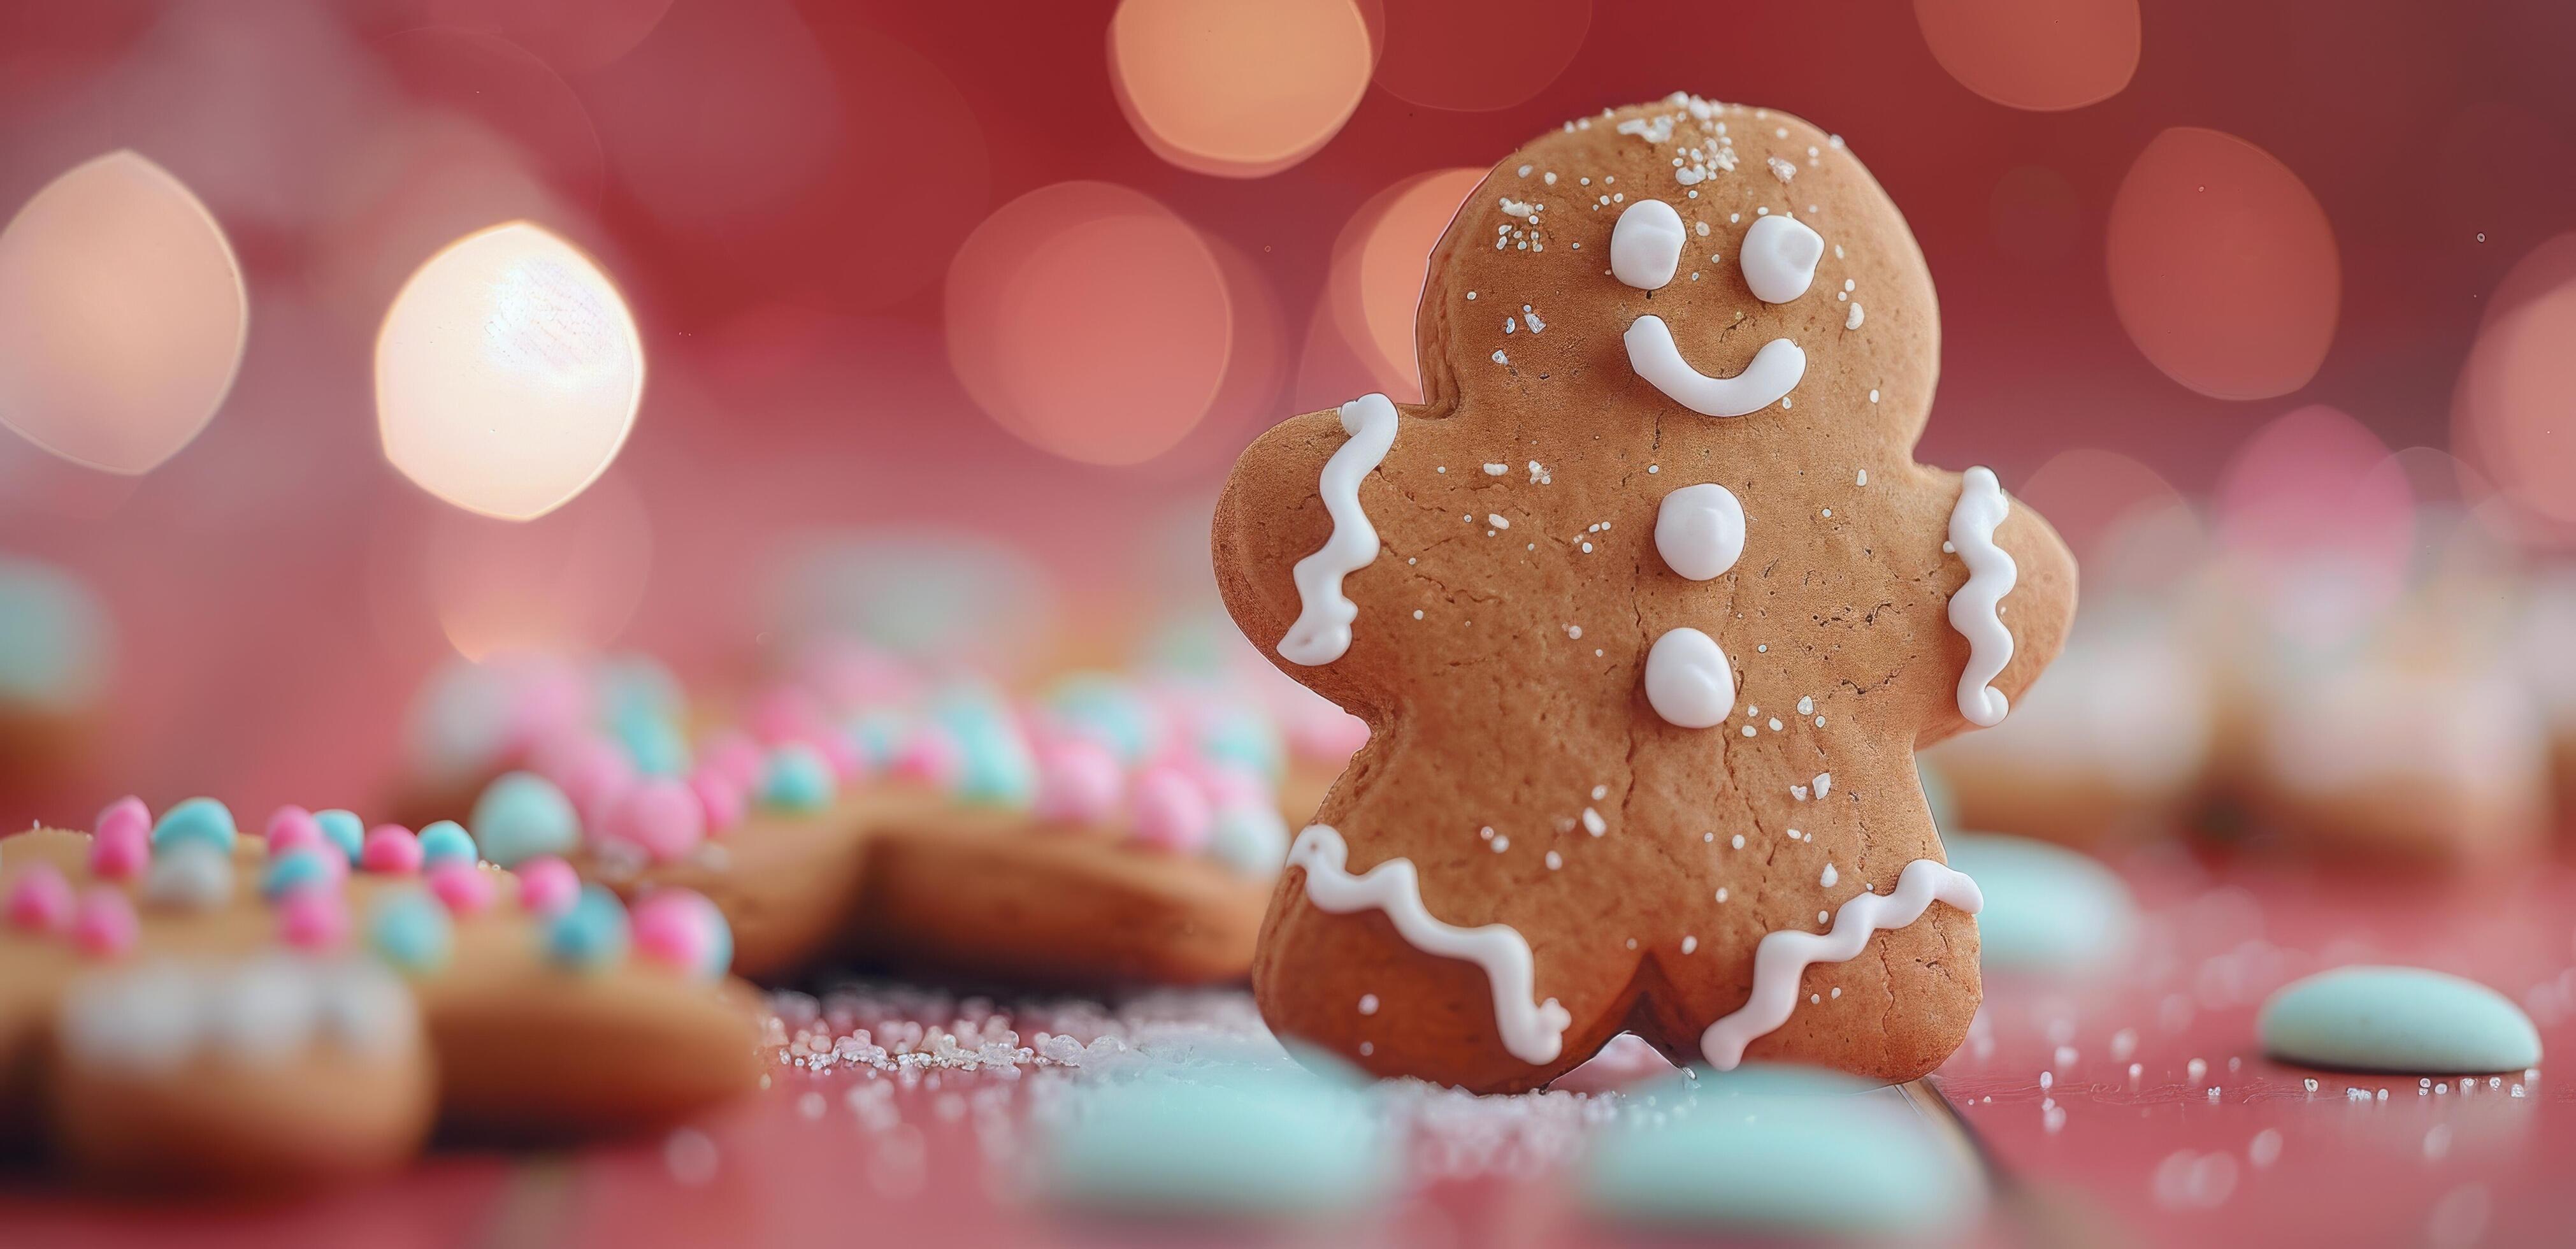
[1211, 406, 1386, 697]
[1921, 497, 2077, 750]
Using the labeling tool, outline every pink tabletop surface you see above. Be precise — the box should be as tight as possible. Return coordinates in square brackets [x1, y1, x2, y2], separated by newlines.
[4, 845, 2568, 1248]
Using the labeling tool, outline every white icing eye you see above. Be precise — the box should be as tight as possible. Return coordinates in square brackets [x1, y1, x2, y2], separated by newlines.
[1655, 483, 1745, 581]
[1609, 199, 1686, 291]
[1740, 215, 1824, 303]
[1644, 627, 1735, 729]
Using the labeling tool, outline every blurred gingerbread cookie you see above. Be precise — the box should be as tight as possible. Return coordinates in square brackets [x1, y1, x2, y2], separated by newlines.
[1212, 97, 2076, 1092]
[1, 797, 760, 1188]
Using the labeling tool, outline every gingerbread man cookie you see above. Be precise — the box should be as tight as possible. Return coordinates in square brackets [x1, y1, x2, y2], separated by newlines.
[1, 796, 761, 1187]
[1212, 97, 2076, 1092]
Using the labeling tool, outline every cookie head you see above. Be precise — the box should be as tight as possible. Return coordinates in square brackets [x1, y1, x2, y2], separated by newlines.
[1419, 98, 1939, 449]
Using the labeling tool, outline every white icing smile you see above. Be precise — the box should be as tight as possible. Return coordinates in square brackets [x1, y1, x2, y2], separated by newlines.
[1623, 317, 1805, 417]
[1287, 823, 1571, 1065]
[59, 956, 417, 1074]
[1279, 394, 1399, 667]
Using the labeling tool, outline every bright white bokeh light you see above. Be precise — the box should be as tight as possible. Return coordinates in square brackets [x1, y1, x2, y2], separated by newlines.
[0, 151, 248, 475]
[376, 221, 643, 521]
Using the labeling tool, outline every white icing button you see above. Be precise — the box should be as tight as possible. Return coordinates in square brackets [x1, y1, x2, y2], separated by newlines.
[1654, 483, 1745, 581]
[1740, 214, 1824, 303]
[209, 957, 321, 1069]
[1609, 198, 1686, 291]
[1644, 628, 1735, 728]
[1624, 317, 1805, 417]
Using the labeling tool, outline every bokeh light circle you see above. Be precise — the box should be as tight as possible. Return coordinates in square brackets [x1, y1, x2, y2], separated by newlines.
[0, 151, 247, 475]
[423, 0, 677, 73]
[1313, 168, 1483, 401]
[944, 182, 1233, 466]
[1109, 0, 1372, 178]
[2016, 448, 2179, 563]
[376, 221, 644, 521]
[1914, 0, 2141, 112]
[2215, 405, 2412, 644]
[1372, 0, 1588, 112]
[2106, 128, 2340, 401]
[2453, 233, 2576, 537]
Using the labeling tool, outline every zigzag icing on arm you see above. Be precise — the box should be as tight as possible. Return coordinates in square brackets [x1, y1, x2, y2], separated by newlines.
[1946, 466, 2017, 728]
[1622, 316, 1804, 417]
[1277, 394, 1400, 667]
[1286, 824, 1572, 1065]
[1699, 858, 1983, 1071]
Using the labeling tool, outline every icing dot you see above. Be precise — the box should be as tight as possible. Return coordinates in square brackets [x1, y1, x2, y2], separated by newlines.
[1644, 628, 1736, 728]
[1609, 198, 1687, 290]
[1655, 483, 1746, 581]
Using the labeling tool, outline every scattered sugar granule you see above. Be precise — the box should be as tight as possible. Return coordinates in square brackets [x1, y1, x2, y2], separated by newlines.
[1492, 350, 1509, 365]
[1358, 994, 1379, 1015]
[1465, 291, 1477, 300]
[1731, 834, 1746, 849]
[1813, 772, 1831, 797]
[1796, 696, 1815, 715]
[1681, 935, 1698, 954]
[1820, 863, 1838, 887]
[1565, 624, 1582, 639]
[1488, 514, 1510, 530]
[1715, 888, 1729, 902]
[1846, 304, 1864, 330]
[1581, 807, 1606, 836]
[1484, 463, 1507, 475]
[1856, 469, 1868, 486]
[1413, 609, 1425, 619]
[1768, 718, 1784, 732]
[1545, 851, 1562, 870]
[1869, 389, 1880, 403]
[1591, 784, 1608, 800]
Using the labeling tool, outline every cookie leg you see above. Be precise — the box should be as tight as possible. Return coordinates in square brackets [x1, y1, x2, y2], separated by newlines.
[1632, 908, 1980, 1084]
[1253, 900, 1630, 1095]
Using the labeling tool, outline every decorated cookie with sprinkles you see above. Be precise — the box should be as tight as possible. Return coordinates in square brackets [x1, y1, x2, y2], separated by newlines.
[408, 649, 1296, 986]
[1212, 96, 2077, 1091]
[0, 797, 761, 1187]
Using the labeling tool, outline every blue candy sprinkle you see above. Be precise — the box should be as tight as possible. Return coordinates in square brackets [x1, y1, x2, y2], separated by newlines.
[1208, 804, 1290, 877]
[614, 708, 693, 778]
[1042, 673, 1161, 765]
[470, 772, 580, 867]
[149, 797, 237, 855]
[417, 819, 478, 867]
[1583, 1064, 1979, 1236]
[1044, 1060, 1394, 1218]
[312, 809, 366, 863]
[2260, 966, 2542, 1074]
[1196, 710, 1286, 783]
[759, 744, 837, 812]
[932, 688, 1037, 807]
[261, 846, 339, 900]
[1942, 833, 2136, 974]
[845, 708, 909, 771]
[545, 884, 631, 971]
[368, 889, 454, 974]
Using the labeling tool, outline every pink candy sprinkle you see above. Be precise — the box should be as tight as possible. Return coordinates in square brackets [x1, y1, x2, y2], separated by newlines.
[600, 778, 705, 863]
[71, 888, 139, 958]
[1130, 766, 1213, 853]
[1035, 739, 1124, 825]
[426, 862, 496, 914]
[265, 804, 325, 856]
[515, 856, 580, 916]
[690, 769, 746, 835]
[698, 731, 766, 793]
[5, 864, 75, 934]
[361, 825, 424, 874]
[745, 686, 826, 746]
[631, 890, 715, 975]
[533, 735, 637, 828]
[893, 723, 967, 789]
[90, 797, 152, 880]
[277, 886, 349, 950]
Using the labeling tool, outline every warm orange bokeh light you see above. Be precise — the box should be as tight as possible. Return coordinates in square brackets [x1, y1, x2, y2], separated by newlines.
[1317, 168, 1483, 399]
[944, 182, 1234, 466]
[425, 468, 652, 661]
[1914, 0, 2140, 112]
[2216, 405, 2412, 641]
[1108, 0, 1372, 178]
[2017, 448, 2180, 563]
[375, 221, 645, 521]
[2453, 233, 2576, 539]
[1371, 0, 1589, 113]
[0, 151, 247, 476]
[2106, 127, 2340, 401]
